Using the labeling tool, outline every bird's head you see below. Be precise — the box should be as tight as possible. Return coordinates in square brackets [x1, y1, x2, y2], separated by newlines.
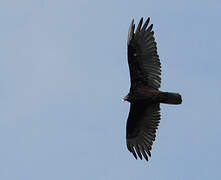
[122, 94, 129, 102]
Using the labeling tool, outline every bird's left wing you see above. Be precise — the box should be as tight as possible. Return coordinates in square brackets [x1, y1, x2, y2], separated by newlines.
[127, 17, 161, 90]
[126, 102, 161, 161]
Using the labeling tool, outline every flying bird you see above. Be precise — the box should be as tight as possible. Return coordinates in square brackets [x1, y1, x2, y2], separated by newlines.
[123, 17, 182, 161]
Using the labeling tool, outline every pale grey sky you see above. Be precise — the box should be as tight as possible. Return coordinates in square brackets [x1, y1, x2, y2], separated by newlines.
[0, 0, 221, 179]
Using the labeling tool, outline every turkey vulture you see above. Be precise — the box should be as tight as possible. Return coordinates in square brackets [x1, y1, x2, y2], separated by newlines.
[123, 17, 182, 161]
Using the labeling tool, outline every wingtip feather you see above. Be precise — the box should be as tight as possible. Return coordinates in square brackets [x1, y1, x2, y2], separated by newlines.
[147, 24, 153, 32]
[135, 17, 143, 34]
[135, 145, 143, 160]
[127, 18, 135, 45]
[131, 147, 138, 159]
[141, 17, 150, 31]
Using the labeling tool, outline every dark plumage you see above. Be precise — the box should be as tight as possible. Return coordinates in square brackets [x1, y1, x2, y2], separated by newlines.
[124, 17, 182, 161]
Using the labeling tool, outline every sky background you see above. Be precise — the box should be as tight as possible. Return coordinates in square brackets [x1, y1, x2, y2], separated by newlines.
[0, 0, 221, 179]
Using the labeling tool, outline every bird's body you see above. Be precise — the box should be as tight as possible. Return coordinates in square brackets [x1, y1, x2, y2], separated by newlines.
[124, 17, 182, 161]
[124, 87, 181, 104]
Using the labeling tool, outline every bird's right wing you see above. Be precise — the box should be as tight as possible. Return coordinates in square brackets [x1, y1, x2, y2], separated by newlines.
[127, 17, 161, 90]
[126, 102, 161, 161]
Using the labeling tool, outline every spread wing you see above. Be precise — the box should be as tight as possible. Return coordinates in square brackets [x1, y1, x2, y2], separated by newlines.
[127, 17, 161, 90]
[126, 102, 161, 161]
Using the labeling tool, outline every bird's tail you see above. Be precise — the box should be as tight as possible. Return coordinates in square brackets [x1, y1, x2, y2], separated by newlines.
[159, 92, 182, 105]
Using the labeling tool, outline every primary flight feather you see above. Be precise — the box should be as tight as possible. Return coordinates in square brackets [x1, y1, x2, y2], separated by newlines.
[123, 17, 182, 161]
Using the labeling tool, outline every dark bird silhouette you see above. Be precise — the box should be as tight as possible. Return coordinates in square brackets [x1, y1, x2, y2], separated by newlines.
[123, 17, 182, 161]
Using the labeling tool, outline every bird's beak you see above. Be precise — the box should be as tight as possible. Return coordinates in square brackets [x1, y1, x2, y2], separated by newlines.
[122, 95, 128, 102]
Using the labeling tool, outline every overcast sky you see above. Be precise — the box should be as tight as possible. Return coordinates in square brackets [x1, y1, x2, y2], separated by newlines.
[0, 0, 221, 179]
